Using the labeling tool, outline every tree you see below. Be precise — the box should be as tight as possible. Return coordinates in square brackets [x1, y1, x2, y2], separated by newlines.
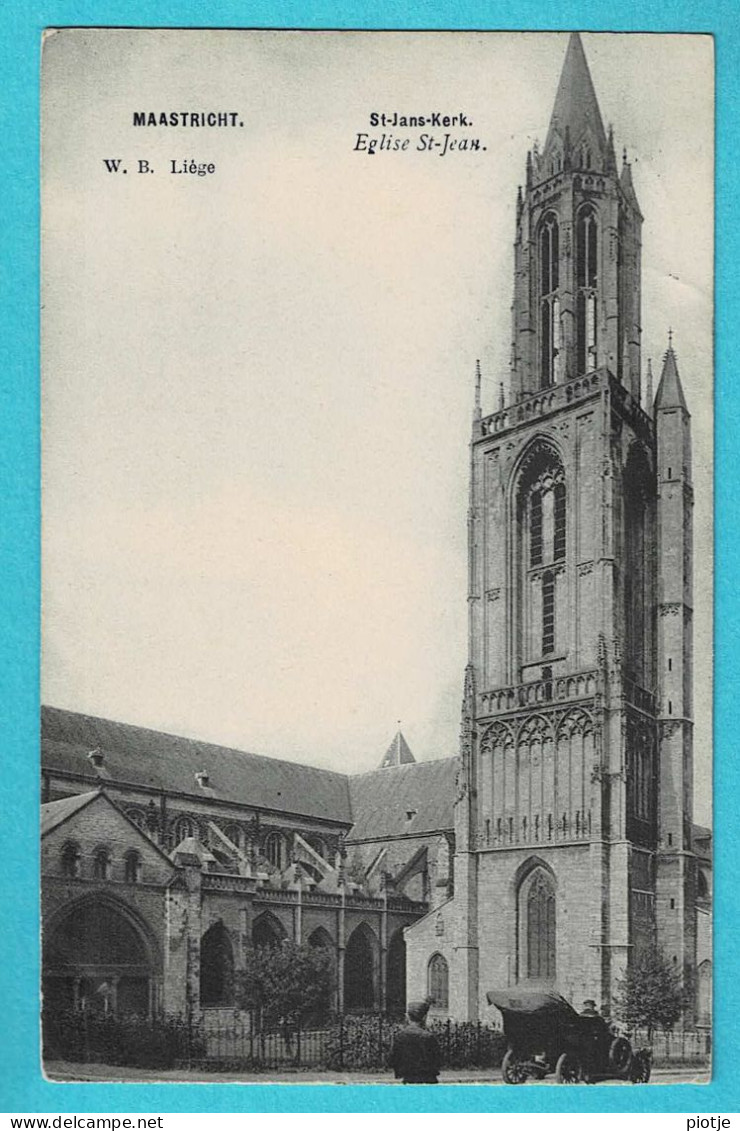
[613, 947, 688, 1040]
[237, 942, 334, 1034]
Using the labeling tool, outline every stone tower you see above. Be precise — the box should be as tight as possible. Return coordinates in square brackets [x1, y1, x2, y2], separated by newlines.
[451, 33, 695, 1019]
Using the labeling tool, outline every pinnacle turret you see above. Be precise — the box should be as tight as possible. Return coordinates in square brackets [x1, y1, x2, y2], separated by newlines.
[655, 335, 689, 413]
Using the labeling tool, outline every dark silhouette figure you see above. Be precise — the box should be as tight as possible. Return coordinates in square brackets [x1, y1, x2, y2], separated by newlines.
[389, 1000, 441, 1084]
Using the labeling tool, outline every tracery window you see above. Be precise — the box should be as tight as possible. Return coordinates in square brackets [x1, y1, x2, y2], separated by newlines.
[264, 831, 285, 869]
[539, 213, 560, 387]
[427, 953, 449, 1010]
[518, 444, 567, 667]
[171, 816, 195, 846]
[523, 869, 556, 982]
[576, 205, 598, 375]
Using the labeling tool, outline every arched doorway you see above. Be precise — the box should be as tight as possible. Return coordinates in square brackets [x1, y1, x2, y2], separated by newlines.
[43, 897, 155, 1018]
[386, 929, 406, 1017]
[344, 923, 378, 1011]
[200, 921, 235, 1007]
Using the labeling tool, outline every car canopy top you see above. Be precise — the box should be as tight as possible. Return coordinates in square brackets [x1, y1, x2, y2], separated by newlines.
[486, 987, 580, 1021]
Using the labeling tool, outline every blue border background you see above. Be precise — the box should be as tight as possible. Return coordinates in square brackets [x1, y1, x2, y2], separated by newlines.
[2, 0, 735, 1114]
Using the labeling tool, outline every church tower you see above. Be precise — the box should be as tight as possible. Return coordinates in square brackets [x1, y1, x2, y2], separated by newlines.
[451, 34, 695, 1018]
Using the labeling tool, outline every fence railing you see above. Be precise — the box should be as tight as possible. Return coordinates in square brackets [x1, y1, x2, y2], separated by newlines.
[631, 1028, 711, 1063]
[193, 1014, 506, 1071]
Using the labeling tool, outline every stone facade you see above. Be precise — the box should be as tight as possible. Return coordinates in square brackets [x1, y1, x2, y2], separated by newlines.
[41, 717, 456, 1024]
[406, 33, 704, 1023]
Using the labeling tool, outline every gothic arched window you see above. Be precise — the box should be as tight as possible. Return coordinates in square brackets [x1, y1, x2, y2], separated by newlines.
[576, 205, 598, 375]
[92, 847, 111, 881]
[427, 953, 449, 1010]
[171, 816, 195, 847]
[539, 213, 560, 387]
[522, 868, 556, 982]
[264, 831, 285, 869]
[124, 850, 142, 884]
[60, 841, 81, 878]
[517, 443, 567, 669]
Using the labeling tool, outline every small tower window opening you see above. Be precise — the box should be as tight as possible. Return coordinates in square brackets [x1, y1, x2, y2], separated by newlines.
[485, 818, 491, 844]
[576, 205, 598, 375]
[539, 214, 560, 387]
[496, 817, 502, 841]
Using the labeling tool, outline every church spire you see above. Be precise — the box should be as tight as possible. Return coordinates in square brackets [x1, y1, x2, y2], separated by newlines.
[544, 33, 607, 164]
[655, 334, 689, 413]
[379, 730, 415, 768]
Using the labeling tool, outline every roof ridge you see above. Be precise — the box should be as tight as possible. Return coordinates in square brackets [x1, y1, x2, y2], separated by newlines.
[42, 704, 350, 781]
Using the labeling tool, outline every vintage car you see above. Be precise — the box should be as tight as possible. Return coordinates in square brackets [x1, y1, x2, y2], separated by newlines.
[487, 988, 652, 1084]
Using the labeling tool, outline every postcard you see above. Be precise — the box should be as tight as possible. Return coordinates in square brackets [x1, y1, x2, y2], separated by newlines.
[39, 29, 713, 1089]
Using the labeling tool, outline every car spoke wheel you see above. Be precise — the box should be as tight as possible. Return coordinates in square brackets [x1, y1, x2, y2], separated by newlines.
[629, 1050, 652, 1084]
[555, 1051, 582, 1084]
[502, 1048, 529, 1084]
[609, 1036, 633, 1074]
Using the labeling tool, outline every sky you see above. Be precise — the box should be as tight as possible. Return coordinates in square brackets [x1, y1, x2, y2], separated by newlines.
[41, 30, 713, 822]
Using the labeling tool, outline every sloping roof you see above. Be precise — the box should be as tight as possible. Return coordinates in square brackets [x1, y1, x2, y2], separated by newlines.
[545, 33, 607, 156]
[41, 706, 352, 824]
[348, 757, 458, 841]
[655, 345, 689, 413]
[379, 730, 416, 768]
[41, 789, 100, 836]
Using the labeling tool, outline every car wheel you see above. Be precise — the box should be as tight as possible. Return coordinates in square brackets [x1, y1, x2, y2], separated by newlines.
[609, 1036, 633, 1074]
[555, 1051, 582, 1084]
[502, 1048, 529, 1084]
[629, 1050, 652, 1084]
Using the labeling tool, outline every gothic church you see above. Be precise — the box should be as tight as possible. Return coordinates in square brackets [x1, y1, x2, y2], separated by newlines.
[40, 35, 709, 1031]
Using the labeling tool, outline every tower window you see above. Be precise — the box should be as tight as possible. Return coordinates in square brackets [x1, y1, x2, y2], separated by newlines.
[542, 571, 555, 654]
[576, 205, 598, 375]
[530, 491, 543, 566]
[553, 482, 566, 560]
[539, 214, 560, 387]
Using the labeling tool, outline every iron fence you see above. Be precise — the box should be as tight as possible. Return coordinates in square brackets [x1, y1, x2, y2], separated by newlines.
[191, 1014, 507, 1071]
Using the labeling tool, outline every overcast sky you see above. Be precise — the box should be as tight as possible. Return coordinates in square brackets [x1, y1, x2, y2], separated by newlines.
[41, 30, 713, 822]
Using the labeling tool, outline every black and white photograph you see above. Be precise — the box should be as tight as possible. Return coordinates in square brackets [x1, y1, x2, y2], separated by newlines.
[40, 30, 713, 1085]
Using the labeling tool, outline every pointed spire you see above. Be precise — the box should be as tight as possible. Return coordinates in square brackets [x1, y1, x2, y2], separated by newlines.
[655, 333, 689, 413]
[545, 33, 607, 160]
[379, 730, 416, 768]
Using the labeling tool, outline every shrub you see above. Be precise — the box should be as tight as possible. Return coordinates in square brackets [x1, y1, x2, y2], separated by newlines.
[42, 1010, 205, 1068]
